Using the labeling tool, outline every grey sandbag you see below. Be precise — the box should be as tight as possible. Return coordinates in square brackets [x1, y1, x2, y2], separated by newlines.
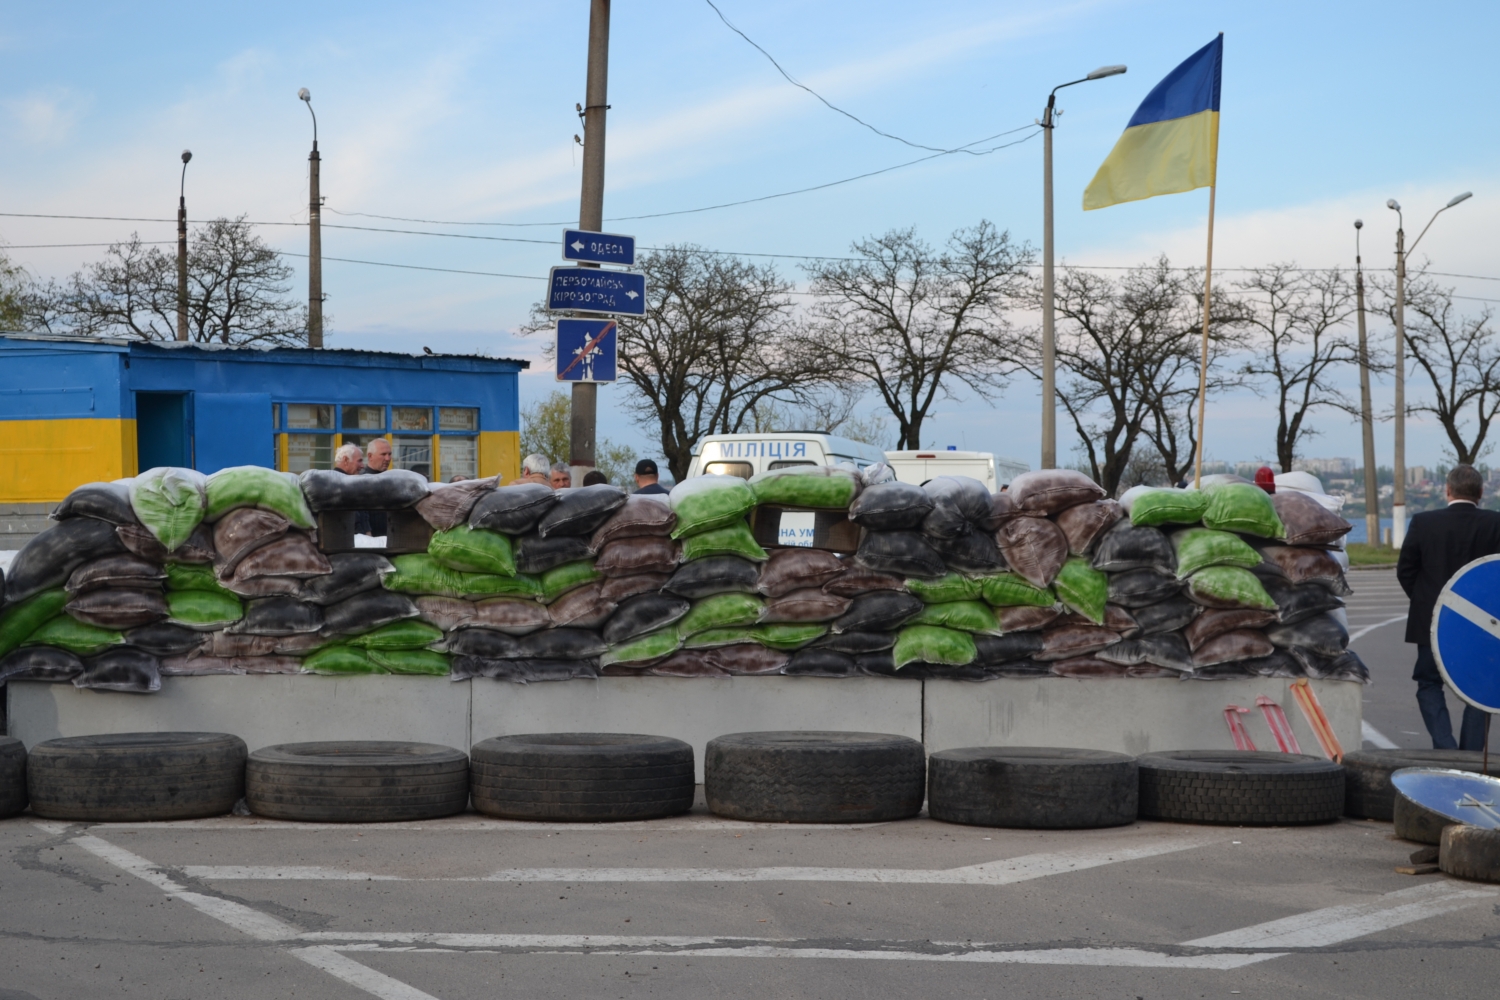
[53, 481, 139, 525]
[230, 533, 332, 580]
[832, 590, 924, 633]
[451, 656, 600, 683]
[784, 647, 860, 677]
[1091, 520, 1175, 574]
[299, 468, 429, 511]
[822, 566, 906, 597]
[116, 521, 216, 564]
[230, 596, 325, 636]
[1104, 603, 1140, 637]
[0, 645, 84, 682]
[594, 536, 680, 577]
[1049, 657, 1129, 678]
[996, 516, 1069, 588]
[518, 628, 609, 660]
[1007, 468, 1107, 515]
[301, 553, 396, 606]
[856, 651, 928, 678]
[1054, 499, 1124, 555]
[1241, 651, 1307, 679]
[921, 476, 993, 538]
[75, 647, 161, 692]
[813, 630, 897, 654]
[848, 481, 933, 531]
[66, 554, 165, 594]
[6, 516, 125, 603]
[972, 632, 1044, 664]
[1295, 648, 1369, 682]
[590, 494, 677, 549]
[646, 651, 729, 677]
[446, 628, 524, 659]
[1097, 632, 1194, 671]
[1260, 576, 1345, 625]
[1272, 490, 1352, 546]
[415, 477, 499, 530]
[930, 528, 1006, 575]
[321, 590, 420, 636]
[706, 643, 790, 675]
[1106, 568, 1182, 608]
[602, 593, 692, 644]
[986, 659, 1054, 678]
[514, 534, 595, 576]
[665, 556, 760, 599]
[469, 483, 559, 534]
[536, 484, 628, 537]
[65, 588, 169, 630]
[599, 572, 673, 602]
[854, 531, 946, 578]
[1266, 612, 1349, 658]
[1130, 595, 1201, 635]
[124, 622, 207, 656]
[548, 581, 618, 629]
[1034, 624, 1121, 661]
[996, 605, 1063, 632]
[218, 574, 303, 599]
[762, 588, 850, 623]
[1192, 629, 1276, 667]
[213, 507, 291, 575]
[1183, 607, 1278, 651]
[1188, 661, 1256, 680]
[757, 548, 845, 598]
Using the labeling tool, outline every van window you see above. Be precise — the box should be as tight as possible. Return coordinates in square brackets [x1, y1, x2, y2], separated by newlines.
[769, 460, 816, 470]
[705, 461, 753, 479]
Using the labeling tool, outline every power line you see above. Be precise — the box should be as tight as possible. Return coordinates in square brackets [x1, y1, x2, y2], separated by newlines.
[277, 250, 543, 282]
[0, 241, 176, 249]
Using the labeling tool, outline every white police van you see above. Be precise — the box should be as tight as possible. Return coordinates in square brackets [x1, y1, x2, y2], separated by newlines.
[685, 432, 888, 480]
[884, 449, 1030, 493]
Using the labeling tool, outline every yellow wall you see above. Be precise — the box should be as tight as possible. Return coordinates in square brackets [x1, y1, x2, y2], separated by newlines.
[478, 430, 520, 483]
[0, 418, 136, 503]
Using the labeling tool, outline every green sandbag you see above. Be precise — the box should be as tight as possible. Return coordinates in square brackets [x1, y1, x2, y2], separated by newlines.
[367, 647, 450, 676]
[427, 525, 516, 576]
[669, 476, 757, 539]
[343, 619, 444, 651]
[908, 600, 1000, 634]
[979, 573, 1056, 608]
[305, 644, 379, 675]
[23, 616, 125, 656]
[383, 553, 541, 600]
[906, 573, 981, 604]
[129, 467, 207, 551]
[1202, 483, 1285, 539]
[539, 560, 603, 604]
[0, 588, 68, 658]
[678, 592, 765, 636]
[204, 466, 316, 528]
[684, 623, 828, 650]
[892, 624, 976, 668]
[680, 522, 768, 563]
[1186, 565, 1277, 610]
[748, 466, 860, 509]
[164, 562, 234, 597]
[1053, 557, 1108, 624]
[166, 589, 245, 628]
[1129, 488, 1208, 527]
[601, 627, 683, 666]
[1172, 528, 1262, 579]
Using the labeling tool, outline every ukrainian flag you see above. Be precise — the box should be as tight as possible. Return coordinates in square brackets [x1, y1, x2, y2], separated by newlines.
[1084, 35, 1222, 211]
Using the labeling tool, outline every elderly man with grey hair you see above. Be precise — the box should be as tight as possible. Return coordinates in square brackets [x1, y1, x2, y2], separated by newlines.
[334, 442, 364, 475]
[509, 453, 553, 487]
[549, 463, 572, 490]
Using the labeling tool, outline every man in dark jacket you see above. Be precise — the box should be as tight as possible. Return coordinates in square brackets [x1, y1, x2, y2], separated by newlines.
[1396, 464, 1500, 749]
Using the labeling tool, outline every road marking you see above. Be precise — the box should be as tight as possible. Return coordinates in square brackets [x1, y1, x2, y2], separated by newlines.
[289, 947, 442, 1000]
[605, 945, 1277, 969]
[186, 866, 403, 880]
[1348, 614, 1407, 642]
[1362, 720, 1400, 749]
[1183, 882, 1498, 949]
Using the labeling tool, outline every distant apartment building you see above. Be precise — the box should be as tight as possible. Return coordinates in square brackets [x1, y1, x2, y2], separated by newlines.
[1407, 466, 1428, 486]
[1294, 457, 1356, 476]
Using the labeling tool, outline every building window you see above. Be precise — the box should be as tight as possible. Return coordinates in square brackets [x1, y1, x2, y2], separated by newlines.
[392, 436, 431, 480]
[440, 437, 478, 481]
[439, 407, 478, 432]
[393, 407, 432, 432]
[286, 403, 333, 430]
[286, 434, 333, 472]
[342, 405, 385, 431]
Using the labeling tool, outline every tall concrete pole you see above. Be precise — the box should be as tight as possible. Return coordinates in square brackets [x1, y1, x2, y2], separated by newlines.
[1392, 222, 1406, 547]
[1040, 96, 1056, 470]
[1354, 220, 1379, 548]
[300, 88, 323, 349]
[177, 150, 191, 342]
[571, 0, 609, 475]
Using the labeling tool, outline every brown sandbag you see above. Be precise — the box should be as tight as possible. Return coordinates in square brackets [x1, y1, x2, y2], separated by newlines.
[589, 494, 677, 549]
[1104, 603, 1140, 637]
[757, 548, 845, 598]
[762, 587, 852, 623]
[1126, 664, 1182, 679]
[548, 581, 618, 629]
[1192, 629, 1276, 667]
[117, 521, 216, 564]
[1007, 469, 1107, 515]
[218, 574, 304, 598]
[599, 573, 673, 602]
[66, 555, 166, 594]
[1256, 545, 1352, 594]
[996, 516, 1069, 588]
[414, 596, 478, 632]
[1183, 607, 1279, 651]
[594, 536, 681, 577]
[468, 597, 553, 635]
[210, 631, 325, 657]
[996, 604, 1063, 632]
[213, 507, 291, 575]
[415, 476, 499, 530]
[1034, 624, 1122, 661]
[1054, 499, 1124, 555]
[980, 490, 1028, 531]
[162, 654, 302, 675]
[822, 567, 905, 597]
[1272, 490, 1352, 546]
[706, 643, 790, 675]
[231, 533, 332, 580]
[64, 588, 169, 629]
[646, 651, 730, 677]
[1049, 656, 1129, 678]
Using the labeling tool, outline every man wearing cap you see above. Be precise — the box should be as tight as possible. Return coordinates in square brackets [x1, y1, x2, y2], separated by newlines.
[634, 459, 668, 495]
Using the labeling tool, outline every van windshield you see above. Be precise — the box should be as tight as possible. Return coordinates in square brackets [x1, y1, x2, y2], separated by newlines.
[704, 461, 754, 479]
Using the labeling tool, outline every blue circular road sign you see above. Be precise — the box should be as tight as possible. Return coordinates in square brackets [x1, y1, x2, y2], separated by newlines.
[1432, 554, 1500, 714]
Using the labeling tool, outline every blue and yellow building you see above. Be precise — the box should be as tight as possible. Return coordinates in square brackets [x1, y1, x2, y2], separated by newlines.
[0, 333, 526, 505]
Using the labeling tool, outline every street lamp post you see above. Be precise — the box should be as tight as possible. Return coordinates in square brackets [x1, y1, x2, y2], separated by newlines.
[1354, 220, 1379, 548]
[177, 150, 191, 342]
[299, 88, 323, 349]
[1040, 63, 1126, 470]
[1386, 191, 1471, 547]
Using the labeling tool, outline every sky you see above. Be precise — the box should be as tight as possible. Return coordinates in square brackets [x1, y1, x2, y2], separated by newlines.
[3, 0, 1498, 477]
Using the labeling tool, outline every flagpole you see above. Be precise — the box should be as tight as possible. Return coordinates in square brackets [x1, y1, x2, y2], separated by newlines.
[1192, 183, 1217, 488]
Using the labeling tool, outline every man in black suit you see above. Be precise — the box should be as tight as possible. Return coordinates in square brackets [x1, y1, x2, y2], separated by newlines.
[1396, 464, 1500, 750]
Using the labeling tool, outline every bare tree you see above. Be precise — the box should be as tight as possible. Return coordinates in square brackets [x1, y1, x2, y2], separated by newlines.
[1, 247, 28, 330]
[1234, 265, 1359, 472]
[747, 385, 894, 448]
[803, 222, 1031, 449]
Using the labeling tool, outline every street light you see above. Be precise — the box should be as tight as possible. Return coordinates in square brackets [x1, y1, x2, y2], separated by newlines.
[177, 149, 192, 342]
[1353, 220, 1379, 548]
[299, 88, 323, 349]
[1040, 63, 1126, 469]
[1387, 190, 1472, 547]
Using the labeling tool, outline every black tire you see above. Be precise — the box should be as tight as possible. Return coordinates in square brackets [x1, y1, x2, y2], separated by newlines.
[1439, 824, 1500, 883]
[27, 732, 245, 821]
[1137, 750, 1344, 825]
[1392, 789, 1456, 845]
[705, 731, 925, 823]
[470, 733, 694, 821]
[0, 737, 26, 819]
[1342, 749, 1487, 820]
[928, 747, 1137, 829]
[246, 741, 469, 822]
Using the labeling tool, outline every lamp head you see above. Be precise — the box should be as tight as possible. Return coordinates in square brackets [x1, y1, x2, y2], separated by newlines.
[1086, 64, 1127, 80]
[1447, 191, 1473, 208]
[181, 149, 192, 164]
[298, 88, 311, 103]
[1354, 219, 1363, 230]
[1387, 199, 1401, 211]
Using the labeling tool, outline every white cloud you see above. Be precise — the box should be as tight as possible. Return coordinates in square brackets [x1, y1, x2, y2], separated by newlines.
[4, 89, 82, 145]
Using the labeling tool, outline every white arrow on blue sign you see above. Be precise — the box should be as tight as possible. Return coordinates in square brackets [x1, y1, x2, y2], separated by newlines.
[546, 267, 647, 317]
[555, 319, 617, 383]
[1431, 554, 1500, 713]
[563, 228, 636, 266]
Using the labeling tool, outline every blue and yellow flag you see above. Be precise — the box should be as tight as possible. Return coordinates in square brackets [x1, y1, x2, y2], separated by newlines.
[1083, 35, 1222, 211]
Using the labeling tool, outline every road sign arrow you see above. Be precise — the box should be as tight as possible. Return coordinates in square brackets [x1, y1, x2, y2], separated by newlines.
[625, 290, 639, 300]
[570, 240, 585, 252]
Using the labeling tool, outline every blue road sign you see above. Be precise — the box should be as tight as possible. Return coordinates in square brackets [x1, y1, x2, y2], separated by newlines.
[1431, 554, 1500, 713]
[547, 267, 647, 317]
[563, 229, 636, 266]
[555, 319, 617, 383]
